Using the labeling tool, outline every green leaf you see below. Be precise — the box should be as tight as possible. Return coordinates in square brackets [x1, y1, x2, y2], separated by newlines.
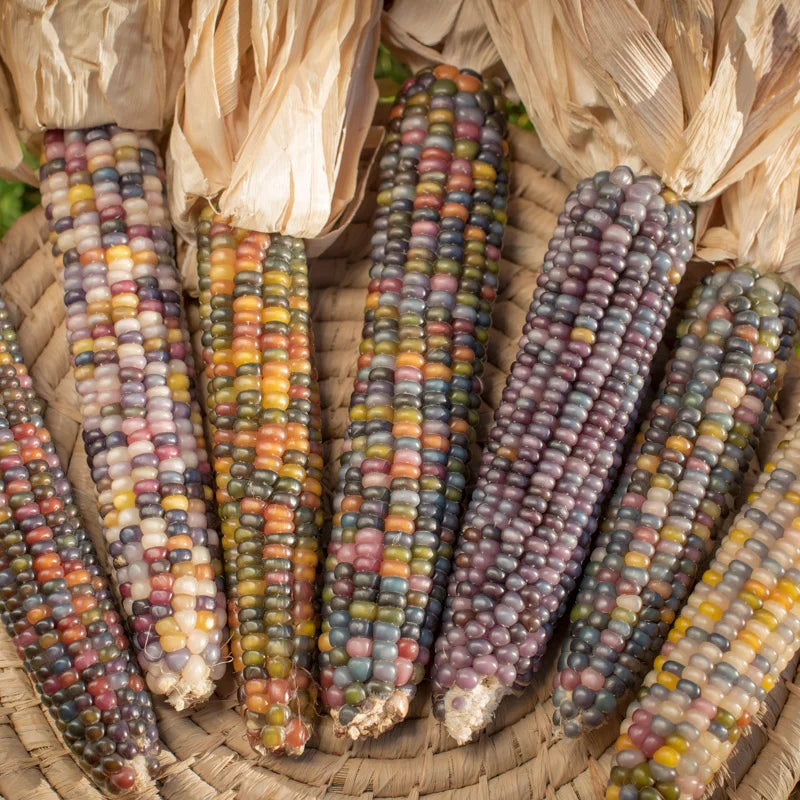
[506, 101, 534, 132]
[21, 141, 38, 170]
[0, 160, 40, 240]
[374, 44, 411, 103]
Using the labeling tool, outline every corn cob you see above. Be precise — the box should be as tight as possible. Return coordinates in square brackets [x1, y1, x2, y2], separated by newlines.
[0, 294, 161, 794]
[40, 126, 228, 710]
[430, 168, 694, 743]
[607, 410, 800, 800]
[197, 214, 323, 755]
[318, 64, 509, 739]
[554, 269, 800, 736]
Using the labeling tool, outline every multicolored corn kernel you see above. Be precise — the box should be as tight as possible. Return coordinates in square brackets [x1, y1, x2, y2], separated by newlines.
[0, 294, 161, 794]
[40, 126, 228, 710]
[318, 63, 509, 740]
[430, 167, 694, 744]
[607, 414, 800, 800]
[197, 213, 323, 755]
[554, 268, 800, 737]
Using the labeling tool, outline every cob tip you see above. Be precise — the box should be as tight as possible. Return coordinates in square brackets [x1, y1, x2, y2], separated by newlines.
[28, 663, 158, 795]
[128, 756, 159, 795]
[165, 677, 215, 713]
[146, 660, 218, 712]
[331, 691, 410, 740]
[441, 679, 508, 745]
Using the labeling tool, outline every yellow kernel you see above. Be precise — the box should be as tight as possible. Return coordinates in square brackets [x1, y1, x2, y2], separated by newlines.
[295, 619, 316, 638]
[262, 307, 291, 325]
[233, 350, 258, 367]
[112, 491, 136, 511]
[72, 338, 94, 355]
[106, 244, 133, 262]
[657, 671, 679, 690]
[163, 495, 189, 512]
[784, 490, 800, 506]
[233, 295, 261, 313]
[692, 522, 712, 542]
[662, 525, 687, 544]
[278, 463, 305, 482]
[636, 454, 660, 473]
[739, 631, 762, 651]
[778, 578, 800, 600]
[754, 609, 777, 630]
[666, 435, 692, 456]
[262, 392, 290, 411]
[625, 552, 649, 569]
[614, 734, 634, 753]
[662, 189, 679, 205]
[68, 184, 94, 205]
[729, 527, 748, 545]
[261, 378, 290, 395]
[168, 373, 190, 390]
[161, 634, 187, 652]
[571, 327, 596, 344]
[698, 601, 722, 621]
[155, 617, 181, 636]
[472, 161, 497, 181]
[238, 580, 263, 597]
[653, 746, 680, 768]
[210, 265, 234, 281]
[235, 375, 261, 391]
[703, 569, 722, 587]
[674, 615, 690, 634]
[665, 733, 689, 753]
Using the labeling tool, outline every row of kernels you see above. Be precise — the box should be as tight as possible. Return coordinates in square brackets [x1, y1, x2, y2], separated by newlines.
[0, 295, 161, 794]
[608, 417, 800, 800]
[42, 126, 227, 709]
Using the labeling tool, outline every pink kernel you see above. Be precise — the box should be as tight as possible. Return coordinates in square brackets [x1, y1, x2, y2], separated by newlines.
[345, 637, 372, 658]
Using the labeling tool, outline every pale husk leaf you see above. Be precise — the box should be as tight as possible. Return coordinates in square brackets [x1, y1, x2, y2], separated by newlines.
[696, 130, 800, 280]
[479, 0, 800, 207]
[0, 0, 185, 182]
[0, 65, 34, 184]
[381, 0, 501, 75]
[167, 0, 382, 242]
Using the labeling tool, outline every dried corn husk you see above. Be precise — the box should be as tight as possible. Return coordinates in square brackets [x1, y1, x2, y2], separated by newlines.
[0, 67, 34, 184]
[477, 0, 800, 261]
[0, 0, 185, 181]
[381, 0, 501, 76]
[696, 129, 800, 277]
[168, 0, 382, 251]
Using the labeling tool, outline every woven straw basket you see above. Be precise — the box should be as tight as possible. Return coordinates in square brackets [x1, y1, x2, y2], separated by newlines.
[1, 125, 799, 800]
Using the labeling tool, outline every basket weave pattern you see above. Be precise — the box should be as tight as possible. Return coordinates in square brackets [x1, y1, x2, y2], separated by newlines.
[0, 128, 798, 800]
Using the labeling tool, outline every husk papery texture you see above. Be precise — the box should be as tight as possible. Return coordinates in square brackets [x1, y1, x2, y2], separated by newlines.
[696, 129, 800, 277]
[381, 0, 502, 76]
[168, 0, 382, 251]
[478, 0, 800, 214]
[0, 178, 799, 797]
[0, 0, 185, 180]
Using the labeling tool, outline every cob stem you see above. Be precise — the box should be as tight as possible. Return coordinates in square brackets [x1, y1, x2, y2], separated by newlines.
[431, 168, 694, 744]
[40, 126, 228, 710]
[197, 215, 323, 755]
[0, 295, 160, 794]
[555, 268, 800, 737]
[319, 63, 509, 740]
